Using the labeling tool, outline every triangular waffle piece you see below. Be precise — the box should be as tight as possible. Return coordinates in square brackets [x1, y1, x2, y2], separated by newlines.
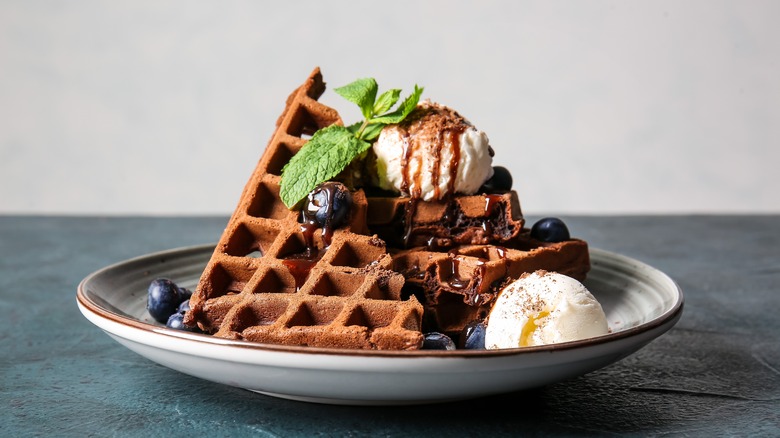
[392, 232, 590, 336]
[185, 68, 424, 350]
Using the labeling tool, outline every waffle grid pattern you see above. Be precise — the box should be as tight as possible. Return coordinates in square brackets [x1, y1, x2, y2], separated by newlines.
[185, 68, 424, 350]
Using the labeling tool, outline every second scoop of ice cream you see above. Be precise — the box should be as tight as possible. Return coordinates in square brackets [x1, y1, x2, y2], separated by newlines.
[372, 101, 494, 201]
[485, 271, 609, 349]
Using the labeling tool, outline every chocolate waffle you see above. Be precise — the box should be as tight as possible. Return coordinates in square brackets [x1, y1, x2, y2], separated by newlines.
[184, 68, 424, 350]
[367, 191, 524, 248]
[185, 67, 591, 349]
[391, 231, 590, 337]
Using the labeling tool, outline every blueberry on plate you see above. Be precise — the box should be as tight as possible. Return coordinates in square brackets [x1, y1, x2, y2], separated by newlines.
[178, 287, 193, 301]
[458, 321, 487, 350]
[302, 182, 352, 228]
[480, 166, 513, 193]
[166, 312, 198, 332]
[177, 299, 191, 314]
[147, 278, 184, 323]
[422, 332, 456, 350]
[530, 217, 571, 243]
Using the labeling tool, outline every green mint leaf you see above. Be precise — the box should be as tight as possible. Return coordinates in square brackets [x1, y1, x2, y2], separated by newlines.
[345, 121, 361, 136]
[370, 85, 424, 125]
[279, 79, 425, 210]
[334, 78, 378, 120]
[360, 123, 386, 142]
[373, 89, 401, 115]
[279, 125, 371, 208]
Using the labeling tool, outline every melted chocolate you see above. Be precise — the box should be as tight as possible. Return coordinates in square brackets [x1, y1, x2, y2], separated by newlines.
[402, 198, 420, 248]
[431, 130, 443, 200]
[301, 182, 348, 247]
[397, 104, 468, 203]
[481, 194, 503, 235]
[282, 222, 325, 292]
[447, 129, 461, 196]
[282, 257, 319, 292]
[399, 127, 417, 197]
[395, 105, 471, 248]
[446, 248, 490, 306]
[447, 255, 470, 291]
[288, 182, 357, 290]
[299, 221, 318, 252]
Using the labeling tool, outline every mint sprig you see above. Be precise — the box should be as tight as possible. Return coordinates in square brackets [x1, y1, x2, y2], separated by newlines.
[279, 78, 423, 208]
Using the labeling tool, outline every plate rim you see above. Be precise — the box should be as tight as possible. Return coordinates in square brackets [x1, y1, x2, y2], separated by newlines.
[76, 244, 684, 359]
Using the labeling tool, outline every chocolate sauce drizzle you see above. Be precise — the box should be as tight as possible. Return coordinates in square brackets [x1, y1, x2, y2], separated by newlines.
[283, 183, 347, 291]
[397, 104, 468, 248]
[301, 183, 346, 248]
[281, 222, 324, 292]
[282, 257, 319, 292]
[446, 248, 488, 306]
[442, 245, 513, 306]
[481, 194, 503, 235]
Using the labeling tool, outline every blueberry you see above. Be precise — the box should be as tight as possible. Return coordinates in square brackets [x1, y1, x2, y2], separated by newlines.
[530, 217, 571, 243]
[422, 332, 456, 350]
[147, 278, 184, 323]
[166, 312, 185, 329]
[179, 287, 193, 301]
[458, 321, 486, 350]
[177, 299, 191, 314]
[480, 166, 513, 193]
[166, 312, 198, 332]
[302, 182, 352, 228]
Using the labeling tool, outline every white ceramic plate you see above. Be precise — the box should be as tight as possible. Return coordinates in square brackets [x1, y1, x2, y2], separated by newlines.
[77, 245, 683, 405]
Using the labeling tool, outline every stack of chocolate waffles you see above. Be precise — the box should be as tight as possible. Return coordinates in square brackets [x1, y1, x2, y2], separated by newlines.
[184, 68, 590, 350]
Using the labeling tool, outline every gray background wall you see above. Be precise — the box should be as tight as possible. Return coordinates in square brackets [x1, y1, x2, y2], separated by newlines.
[1, 1, 778, 215]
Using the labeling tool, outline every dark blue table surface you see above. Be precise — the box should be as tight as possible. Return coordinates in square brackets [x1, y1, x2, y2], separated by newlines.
[2, 215, 778, 436]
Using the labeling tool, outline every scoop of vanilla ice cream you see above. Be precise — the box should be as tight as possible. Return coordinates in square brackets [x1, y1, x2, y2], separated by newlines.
[372, 102, 494, 201]
[485, 271, 608, 349]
